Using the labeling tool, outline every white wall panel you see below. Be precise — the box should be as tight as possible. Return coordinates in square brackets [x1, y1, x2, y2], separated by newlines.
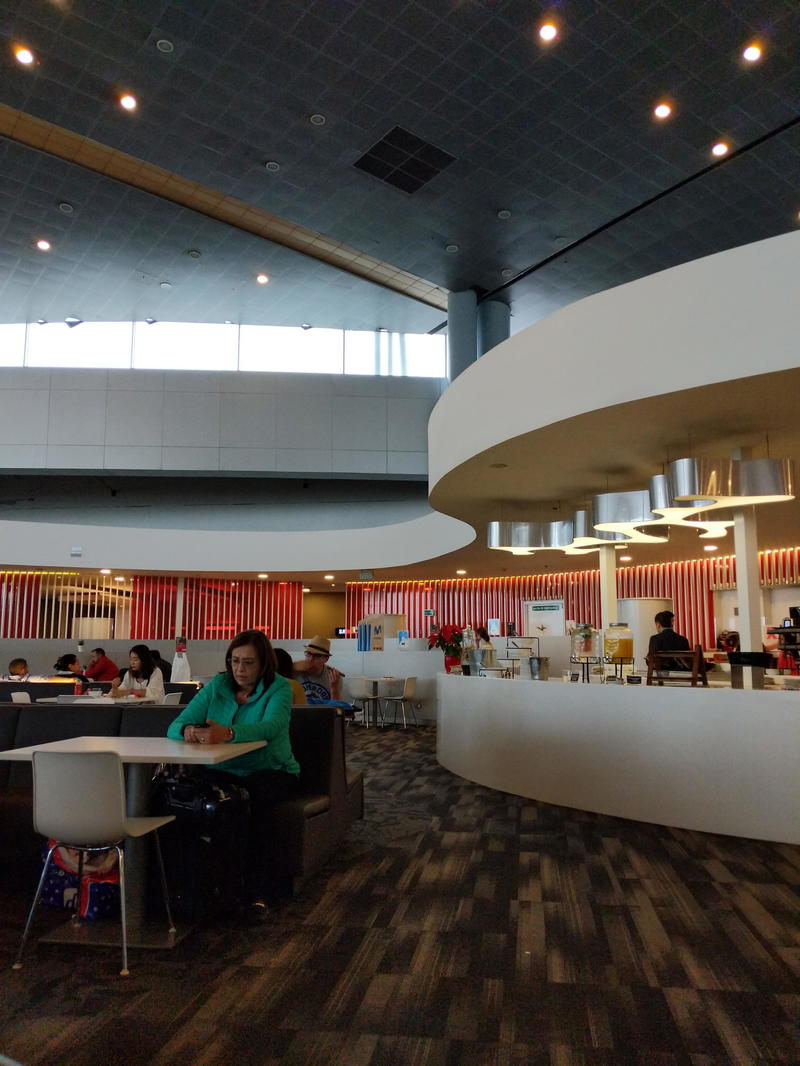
[0, 390, 50, 443]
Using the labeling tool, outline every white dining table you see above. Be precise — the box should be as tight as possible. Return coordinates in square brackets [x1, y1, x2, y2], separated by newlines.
[0, 735, 265, 948]
[34, 696, 159, 705]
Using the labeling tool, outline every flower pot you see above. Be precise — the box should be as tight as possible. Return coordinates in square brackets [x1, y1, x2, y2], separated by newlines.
[444, 654, 462, 673]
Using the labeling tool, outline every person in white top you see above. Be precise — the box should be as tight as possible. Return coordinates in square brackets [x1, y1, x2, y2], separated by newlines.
[111, 644, 165, 701]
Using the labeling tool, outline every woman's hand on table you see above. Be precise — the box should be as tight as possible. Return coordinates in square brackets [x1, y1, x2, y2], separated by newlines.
[183, 720, 233, 745]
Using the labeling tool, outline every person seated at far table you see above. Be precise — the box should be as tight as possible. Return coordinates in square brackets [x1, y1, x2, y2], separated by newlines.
[85, 647, 120, 683]
[273, 647, 307, 705]
[2, 657, 31, 681]
[647, 611, 712, 673]
[149, 648, 173, 682]
[166, 628, 300, 922]
[111, 644, 165, 701]
[50, 653, 91, 685]
[292, 636, 343, 703]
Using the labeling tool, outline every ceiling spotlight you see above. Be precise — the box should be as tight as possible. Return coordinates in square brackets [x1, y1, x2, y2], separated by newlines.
[309, 113, 326, 126]
[653, 102, 672, 119]
[497, 209, 512, 220]
[113, 575, 125, 582]
[256, 273, 269, 285]
[144, 317, 156, 325]
[35, 239, 51, 251]
[500, 268, 514, 279]
[257, 573, 268, 579]
[14, 45, 35, 65]
[119, 93, 137, 111]
[300, 323, 312, 330]
[155, 38, 174, 54]
[264, 161, 281, 172]
[36, 318, 47, 325]
[742, 43, 762, 62]
[456, 569, 467, 575]
[58, 201, 74, 214]
[302, 587, 311, 593]
[186, 249, 201, 259]
[619, 556, 633, 562]
[64, 315, 82, 328]
[159, 280, 172, 289]
[445, 243, 459, 253]
[323, 574, 334, 581]
[99, 568, 111, 575]
[538, 22, 558, 42]
[703, 544, 718, 551]
[711, 141, 729, 157]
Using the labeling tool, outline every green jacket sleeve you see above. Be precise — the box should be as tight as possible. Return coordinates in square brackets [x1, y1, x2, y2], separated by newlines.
[231, 677, 293, 743]
[166, 682, 215, 739]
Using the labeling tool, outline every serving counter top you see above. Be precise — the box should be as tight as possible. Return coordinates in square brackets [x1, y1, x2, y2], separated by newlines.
[437, 674, 799, 844]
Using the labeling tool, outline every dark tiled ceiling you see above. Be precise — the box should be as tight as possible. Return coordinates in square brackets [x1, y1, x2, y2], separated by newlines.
[0, 0, 798, 331]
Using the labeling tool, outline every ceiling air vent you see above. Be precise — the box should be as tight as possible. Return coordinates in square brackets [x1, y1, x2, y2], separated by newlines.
[353, 126, 455, 194]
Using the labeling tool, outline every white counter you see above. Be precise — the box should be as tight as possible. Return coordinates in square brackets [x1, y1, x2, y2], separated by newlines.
[437, 675, 800, 844]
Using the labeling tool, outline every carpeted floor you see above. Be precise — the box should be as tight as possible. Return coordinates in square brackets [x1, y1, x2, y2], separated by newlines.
[0, 725, 798, 1066]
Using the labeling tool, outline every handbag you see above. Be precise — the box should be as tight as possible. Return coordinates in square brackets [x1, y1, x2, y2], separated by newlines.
[151, 768, 250, 821]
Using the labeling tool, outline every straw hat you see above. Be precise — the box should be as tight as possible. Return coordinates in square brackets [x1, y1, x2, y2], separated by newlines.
[303, 636, 331, 656]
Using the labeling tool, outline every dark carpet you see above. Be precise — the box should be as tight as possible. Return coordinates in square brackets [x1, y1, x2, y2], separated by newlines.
[0, 726, 798, 1066]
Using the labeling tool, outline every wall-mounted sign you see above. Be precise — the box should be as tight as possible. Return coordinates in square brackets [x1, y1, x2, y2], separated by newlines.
[423, 608, 436, 616]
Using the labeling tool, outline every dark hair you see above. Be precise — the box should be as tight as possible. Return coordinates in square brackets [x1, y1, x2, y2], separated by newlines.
[91, 647, 105, 656]
[476, 626, 490, 642]
[225, 629, 276, 691]
[272, 647, 294, 679]
[8, 657, 28, 672]
[54, 653, 79, 672]
[654, 611, 675, 628]
[128, 644, 157, 681]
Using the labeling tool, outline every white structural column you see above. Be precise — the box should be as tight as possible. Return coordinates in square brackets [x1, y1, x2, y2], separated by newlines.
[174, 576, 185, 639]
[733, 504, 763, 652]
[598, 544, 617, 629]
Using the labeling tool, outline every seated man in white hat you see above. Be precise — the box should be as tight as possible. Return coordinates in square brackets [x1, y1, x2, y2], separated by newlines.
[292, 636, 343, 703]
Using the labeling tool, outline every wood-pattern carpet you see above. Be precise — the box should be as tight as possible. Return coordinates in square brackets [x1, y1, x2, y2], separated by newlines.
[0, 726, 798, 1066]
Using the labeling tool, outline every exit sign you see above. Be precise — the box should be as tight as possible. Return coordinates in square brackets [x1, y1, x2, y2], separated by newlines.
[424, 608, 435, 616]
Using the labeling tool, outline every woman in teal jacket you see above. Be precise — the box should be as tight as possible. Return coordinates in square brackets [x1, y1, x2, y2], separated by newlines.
[167, 628, 299, 921]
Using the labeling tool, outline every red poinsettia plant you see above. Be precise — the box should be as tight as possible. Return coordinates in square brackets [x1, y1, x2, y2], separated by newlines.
[427, 624, 463, 657]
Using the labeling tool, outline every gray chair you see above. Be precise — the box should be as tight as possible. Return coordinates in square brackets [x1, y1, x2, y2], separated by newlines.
[348, 677, 383, 727]
[383, 676, 418, 727]
[10, 692, 31, 703]
[161, 691, 183, 705]
[13, 750, 175, 976]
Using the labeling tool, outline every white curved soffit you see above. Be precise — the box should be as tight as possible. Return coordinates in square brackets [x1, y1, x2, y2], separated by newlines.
[0, 511, 475, 572]
[429, 230, 800, 490]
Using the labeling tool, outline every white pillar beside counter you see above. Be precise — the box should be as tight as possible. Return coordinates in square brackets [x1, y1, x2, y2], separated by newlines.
[436, 674, 800, 844]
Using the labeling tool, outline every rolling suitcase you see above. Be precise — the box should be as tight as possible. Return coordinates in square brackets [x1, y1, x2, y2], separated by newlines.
[152, 770, 250, 920]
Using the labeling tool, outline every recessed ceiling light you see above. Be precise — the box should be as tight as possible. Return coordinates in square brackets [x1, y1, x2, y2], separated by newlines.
[64, 315, 82, 328]
[144, 317, 156, 325]
[300, 323, 312, 330]
[653, 102, 672, 119]
[114, 575, 125, 582]
[58, 201, 74, 214]
[264, 161, 281, 172]
[619, 556, 632, 562]
[99, 568, 111, 575]
[711, 141, 729, 157]
[309, 113, 326, 126]
[159, 281, 172, 290]
[35, 239, 51, 251]
[742, 43, 762, 62]
[703, 544, 718, 551]
[119, 93, 137, 111]
[257, 573, 268, 579]
[497, 209, 512, 220]
[445, 243, 459, 253]
[186, 249, 201, 259]
[256, 273, 269, 284]
[14, 45, 35, 65]
[155, 38, 174, 54]
[456, 569, 467, 575]
[323, 574, 334, 581]
[500, 268, 514, 279]
[552, 236, 569, 248]
[539, 22, 558, 42]
[36, 318, 47, 325]
[302, 587, 311, 593]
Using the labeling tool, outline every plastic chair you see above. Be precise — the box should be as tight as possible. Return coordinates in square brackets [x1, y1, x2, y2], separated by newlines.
[383, 677, 418, 727]
[13, 750, 176, 976]
[348, 677, 384, 727]
[161, 691, 183, 705]
[10, 691, 31, 703]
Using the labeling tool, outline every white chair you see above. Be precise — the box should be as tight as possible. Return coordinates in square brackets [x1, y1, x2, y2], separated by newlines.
[348, 677, 384, 727]
[10, 691, 31, 703]
[13, 750, 176, 976]
[383, 677, 418, 728]
[161, 691, 183, 705]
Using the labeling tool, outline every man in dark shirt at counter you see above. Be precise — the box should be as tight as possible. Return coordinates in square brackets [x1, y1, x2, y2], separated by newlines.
[647, 611, 692, 670]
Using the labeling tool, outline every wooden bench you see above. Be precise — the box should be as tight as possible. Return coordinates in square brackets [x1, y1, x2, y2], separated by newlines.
[646, 644, 708, 687]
